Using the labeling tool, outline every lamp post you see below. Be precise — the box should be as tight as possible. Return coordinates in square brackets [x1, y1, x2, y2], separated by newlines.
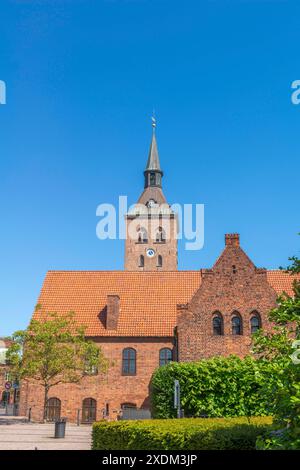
[174, 379, 181, 418]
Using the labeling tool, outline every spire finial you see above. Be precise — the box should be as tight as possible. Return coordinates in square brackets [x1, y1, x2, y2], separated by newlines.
[151, 111, 156, 131]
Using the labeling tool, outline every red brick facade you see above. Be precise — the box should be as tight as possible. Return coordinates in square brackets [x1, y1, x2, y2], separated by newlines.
[20, 338, 175, 422]
[18, 235, 299, 423]
[18, 130, 299, 422]
[177, 234, 278, 361]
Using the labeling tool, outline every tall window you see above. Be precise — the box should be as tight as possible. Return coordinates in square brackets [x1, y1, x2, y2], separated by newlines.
[250, 312, 261, 334]
[159, 348, 172, 366]
[122, 348, 136, 375]
[212, 313, 223, 335]
[139, 255, 144, 267]
[231, 314, 242, 335]
[82, 398, 97, 423]
[156, 227, 166, 243]
[157, 255, 162, 267]
[137, 227, 148, 243]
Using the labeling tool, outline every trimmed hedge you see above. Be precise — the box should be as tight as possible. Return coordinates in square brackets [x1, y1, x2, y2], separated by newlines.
[92, 417, 272, 450]
[151, 356, 279, 419]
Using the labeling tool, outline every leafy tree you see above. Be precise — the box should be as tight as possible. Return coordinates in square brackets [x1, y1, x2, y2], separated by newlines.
[7, 309, 108, 421]
[253, 238, 300, 449]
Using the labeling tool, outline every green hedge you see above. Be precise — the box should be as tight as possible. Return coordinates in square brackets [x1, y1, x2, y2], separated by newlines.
[92, 417, 272, 450]
[151, 356, 280, 419]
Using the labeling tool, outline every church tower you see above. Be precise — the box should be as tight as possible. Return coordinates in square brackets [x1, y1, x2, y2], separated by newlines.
[124, 119, 178, 271]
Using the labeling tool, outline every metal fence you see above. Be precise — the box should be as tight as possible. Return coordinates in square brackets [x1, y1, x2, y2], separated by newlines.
[120, 408, 151, 420]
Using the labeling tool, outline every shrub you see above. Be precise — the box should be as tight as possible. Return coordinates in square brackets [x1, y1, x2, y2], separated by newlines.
[92, 417, 272, 450]
[150, 356, 280, 419]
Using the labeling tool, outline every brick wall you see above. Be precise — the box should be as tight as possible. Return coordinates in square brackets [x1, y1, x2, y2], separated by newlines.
[124, 214, 178, 271]
[177, 234, 278, 361]
[19, 337, 175, 422]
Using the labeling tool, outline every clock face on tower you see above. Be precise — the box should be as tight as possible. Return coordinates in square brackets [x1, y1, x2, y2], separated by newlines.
[147, 199, 156, 208]
[146, 248, 155, 258]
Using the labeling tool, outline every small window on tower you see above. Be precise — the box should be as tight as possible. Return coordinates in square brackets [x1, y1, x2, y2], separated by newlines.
[150, 172, 156, 186]
[137, 227, 148, 243]
[156, 227, 166, 243]
[139, 255, 144, 267]
[232, 265, 237, 274]
[157, 255, 162, 267]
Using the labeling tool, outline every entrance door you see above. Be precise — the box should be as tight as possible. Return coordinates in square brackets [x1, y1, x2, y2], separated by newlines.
[45, 397, 61, 422]
[82, 398, 97, 423]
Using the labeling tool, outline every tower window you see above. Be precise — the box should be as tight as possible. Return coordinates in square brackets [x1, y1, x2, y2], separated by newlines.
[232, 265, 237, 274]
[212, 313, 223, 336]
[156, 227, 166, 243]
[138, 255, 144, 267]
[157, 255, 162, 267]
[150, 172, 156, 186]
[232, 313, 242, 335]
[137, 227, 148, 243]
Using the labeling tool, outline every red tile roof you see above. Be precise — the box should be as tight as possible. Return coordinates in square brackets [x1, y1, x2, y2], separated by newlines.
[33, 270, 299, 337]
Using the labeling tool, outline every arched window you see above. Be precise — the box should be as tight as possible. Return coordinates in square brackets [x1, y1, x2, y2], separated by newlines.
[212, 313, 223, 336]
[159, 348, 173, 366]
[250, 312, 261, 334]
[139, 255, 144, 267]
[137, 227, 148, 243]
[45, 397, 61, 422]
[157, 255, 162, 267]
[156, 227, 166, 243]
[122, 348, 136, 375]
[231, 313, 242, 335]
[82, 398, 97, 423]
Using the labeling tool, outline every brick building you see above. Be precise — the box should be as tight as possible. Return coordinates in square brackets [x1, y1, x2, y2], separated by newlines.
[0, 338, 20, 409]
[19, 123, 299, 422]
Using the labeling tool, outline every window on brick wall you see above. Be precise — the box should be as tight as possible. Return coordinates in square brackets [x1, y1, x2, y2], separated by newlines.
[138, 255, 144, 267]
[156, 227, 166, 243]
[157, 255, 163, 267]
[82, 398, 97, 424]
[212, 313, 224, 335]
[231, 313, 243, 335]
[137, 227, 148, 243]
[159, 348, 173, 366]
[250, 311, 261, 334]
[122, 348, 136, 375]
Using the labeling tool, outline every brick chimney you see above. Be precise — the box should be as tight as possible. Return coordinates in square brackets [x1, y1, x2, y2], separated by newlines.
[106, 294, 120, 330]
[225, 233, 240, 247]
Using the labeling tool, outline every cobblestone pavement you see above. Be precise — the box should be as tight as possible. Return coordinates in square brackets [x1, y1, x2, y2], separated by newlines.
[0, 415, 92, 450]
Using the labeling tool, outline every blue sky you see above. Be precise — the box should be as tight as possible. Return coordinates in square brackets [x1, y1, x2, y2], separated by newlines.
[0, 0, 299, 335]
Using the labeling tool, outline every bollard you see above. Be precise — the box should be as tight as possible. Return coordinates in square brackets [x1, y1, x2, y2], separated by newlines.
[77, 409, 80, 426]
[28, 407, 32, 422]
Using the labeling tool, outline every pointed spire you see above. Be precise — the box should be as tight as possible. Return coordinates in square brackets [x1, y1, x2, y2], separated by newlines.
[145, 116, 161, 172]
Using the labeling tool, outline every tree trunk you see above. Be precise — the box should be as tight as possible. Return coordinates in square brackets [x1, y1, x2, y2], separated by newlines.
[43, 385, 49, 423]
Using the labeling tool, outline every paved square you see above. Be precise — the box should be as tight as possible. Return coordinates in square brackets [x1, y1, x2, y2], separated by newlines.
[0, 415, 92, 450]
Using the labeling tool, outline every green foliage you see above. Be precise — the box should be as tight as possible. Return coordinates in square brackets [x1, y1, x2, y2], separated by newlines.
[7, 310, 108, 419]
[92, 417, 272, 450]
[253, 240, 300, 450]
[150, 356, 279, 419]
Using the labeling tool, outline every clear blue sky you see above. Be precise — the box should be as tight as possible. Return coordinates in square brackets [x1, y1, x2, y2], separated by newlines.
[0, 0, 299, 336]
